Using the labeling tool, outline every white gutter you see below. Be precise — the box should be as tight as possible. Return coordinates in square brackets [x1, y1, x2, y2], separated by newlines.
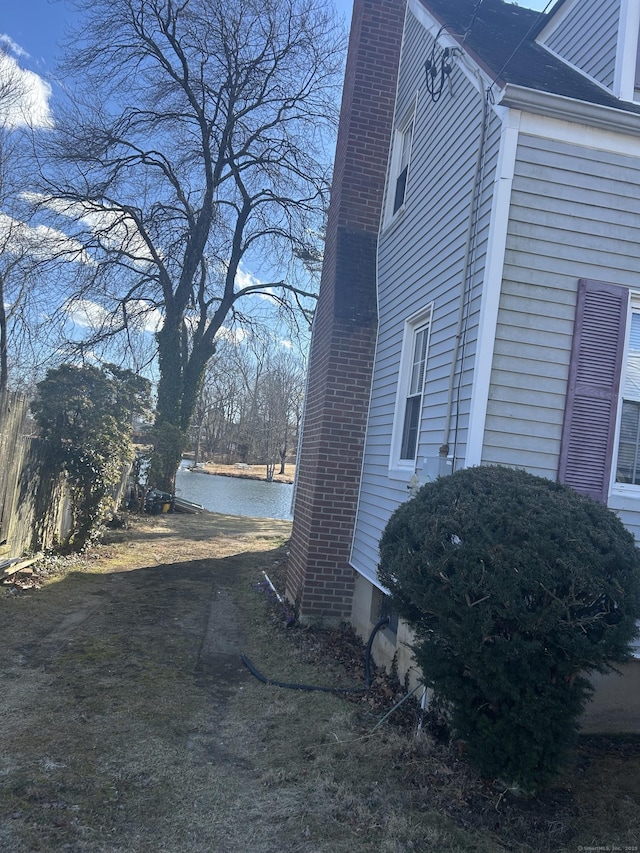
[498, 84, 640, 136]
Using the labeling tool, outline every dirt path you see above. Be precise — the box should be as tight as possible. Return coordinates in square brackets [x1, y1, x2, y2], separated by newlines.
[2, 513, 640, 853]
[0, 512, 297, 853]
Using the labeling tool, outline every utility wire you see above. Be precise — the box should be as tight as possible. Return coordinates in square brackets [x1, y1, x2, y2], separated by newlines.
[489, 0, 557, 91]
[461, 0, 485, 45]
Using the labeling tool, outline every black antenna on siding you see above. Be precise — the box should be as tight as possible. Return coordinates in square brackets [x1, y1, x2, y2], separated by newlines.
[425, 44, 455, 102]
[424, 0, 484, 103]
[425, 25, 464, 102]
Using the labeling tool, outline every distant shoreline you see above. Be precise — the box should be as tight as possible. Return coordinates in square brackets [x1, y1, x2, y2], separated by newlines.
[182, 461, 295, 485]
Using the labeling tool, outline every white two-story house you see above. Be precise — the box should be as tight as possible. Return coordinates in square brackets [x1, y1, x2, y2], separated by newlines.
[345, 0, 640, 729]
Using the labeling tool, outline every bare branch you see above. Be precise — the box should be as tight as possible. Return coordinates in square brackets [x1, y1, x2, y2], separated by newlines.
[32, 0, 343, 487]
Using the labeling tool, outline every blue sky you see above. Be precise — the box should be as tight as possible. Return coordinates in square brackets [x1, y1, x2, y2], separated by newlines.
[0, 0, 557, 362]
[0, 0, 356, 123]
[3, 1, 353, 74]
[1, 0, 553, 79]
[0, 0, 363, 362]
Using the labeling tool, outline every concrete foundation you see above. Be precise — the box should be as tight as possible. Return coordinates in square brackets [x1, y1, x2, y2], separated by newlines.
[352, 573, 640, 734]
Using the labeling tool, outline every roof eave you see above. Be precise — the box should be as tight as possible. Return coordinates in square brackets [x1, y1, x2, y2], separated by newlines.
[414, 0, 506, 88]
[498, 83, 640, 136]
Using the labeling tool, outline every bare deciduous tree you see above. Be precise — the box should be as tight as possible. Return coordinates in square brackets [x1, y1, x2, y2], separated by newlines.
[0, 45, 61, 393]
[37, 0, 343, 490]
[254, 349, 305, 480]
[191, 333, 305, 479]
[191, 336, 247, 465]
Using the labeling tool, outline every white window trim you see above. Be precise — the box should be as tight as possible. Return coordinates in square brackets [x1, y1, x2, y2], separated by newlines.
[389, 303, 433, 479]
[616, 0, 640, 101]
[608, 291, 640, 660]
[384, 101, 417, 226]
[611, 291, 640, 497]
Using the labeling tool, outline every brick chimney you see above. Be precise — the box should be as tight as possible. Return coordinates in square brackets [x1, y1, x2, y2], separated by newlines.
[286, 0, 406, 623]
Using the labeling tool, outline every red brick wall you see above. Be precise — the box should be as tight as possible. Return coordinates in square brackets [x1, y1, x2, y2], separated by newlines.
[286, 0, 406, 622]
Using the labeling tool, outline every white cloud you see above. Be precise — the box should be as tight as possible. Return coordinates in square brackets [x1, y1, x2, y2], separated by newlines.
[215, 326, 247, 345]
[80, 208, 154, 262]
[0, 211, 91, 262]
[21, 193, 155, 263]
[256, 287, 277, 303]
[0, 35, 28, 59]
[233, 264, 281, 304]
[130, 301, 163, 333]
[0, 46, 53, 129]
[235, 265, 262, 290]
[280, 339, 293, 349]
[65, 298, 109, 329]
[65, 297, 163, 334]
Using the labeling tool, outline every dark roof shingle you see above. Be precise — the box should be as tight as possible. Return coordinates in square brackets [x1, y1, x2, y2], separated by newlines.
[420, 0, 640, 114]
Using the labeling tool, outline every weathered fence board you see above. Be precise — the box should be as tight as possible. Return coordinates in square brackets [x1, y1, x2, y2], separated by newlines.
[0, 391, 71, 558]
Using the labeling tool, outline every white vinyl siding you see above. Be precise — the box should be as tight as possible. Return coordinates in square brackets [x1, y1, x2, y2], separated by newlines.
[481, 131, 640, 535]
[350, 7, 500, 584]
[542, 0, 620, 92]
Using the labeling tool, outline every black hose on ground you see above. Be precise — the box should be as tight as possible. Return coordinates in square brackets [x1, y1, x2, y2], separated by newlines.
[364, 616, 390, 687]
[241, 615, 390, 693]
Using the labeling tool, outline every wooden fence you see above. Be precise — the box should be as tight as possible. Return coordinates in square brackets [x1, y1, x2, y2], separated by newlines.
[0, 390, 71, 560]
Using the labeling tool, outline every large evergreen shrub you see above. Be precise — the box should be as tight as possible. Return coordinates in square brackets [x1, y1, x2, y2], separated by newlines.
[32, 364, 151, 550]
[378, 466, 640, 792]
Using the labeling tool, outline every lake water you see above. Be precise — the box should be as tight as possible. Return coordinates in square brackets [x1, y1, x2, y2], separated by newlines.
[175, 463, 294, 520]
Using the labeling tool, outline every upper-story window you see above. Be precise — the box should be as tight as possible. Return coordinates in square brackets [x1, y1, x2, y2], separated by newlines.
[392, 117, 414, 215]
[384, 100, 417, 225]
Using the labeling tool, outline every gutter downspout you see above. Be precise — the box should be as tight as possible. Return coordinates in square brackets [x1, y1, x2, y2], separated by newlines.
[440, 72, 491, 469]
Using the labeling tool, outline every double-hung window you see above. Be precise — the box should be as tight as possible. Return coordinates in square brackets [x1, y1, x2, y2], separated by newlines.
[616, 306, 640, 484]
[392, 117, 414, 215]
[385, 101, 416, 224]
[400, 323, 429, 460]
[391, 306, 432, 472]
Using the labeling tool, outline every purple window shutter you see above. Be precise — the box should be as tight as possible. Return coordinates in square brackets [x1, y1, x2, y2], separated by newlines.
[558, 279, 628, 502]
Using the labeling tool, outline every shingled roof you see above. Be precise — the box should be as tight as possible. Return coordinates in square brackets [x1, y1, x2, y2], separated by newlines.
[420, 0, 640, 114]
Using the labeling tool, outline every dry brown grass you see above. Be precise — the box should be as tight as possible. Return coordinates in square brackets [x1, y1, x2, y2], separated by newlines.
[0, 512, 638, 852]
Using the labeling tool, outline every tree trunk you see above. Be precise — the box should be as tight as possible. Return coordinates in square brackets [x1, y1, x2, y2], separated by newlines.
[149, 323, 187, 493]
[149, 325, 212, 493]
[193, 422, 202, 468]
